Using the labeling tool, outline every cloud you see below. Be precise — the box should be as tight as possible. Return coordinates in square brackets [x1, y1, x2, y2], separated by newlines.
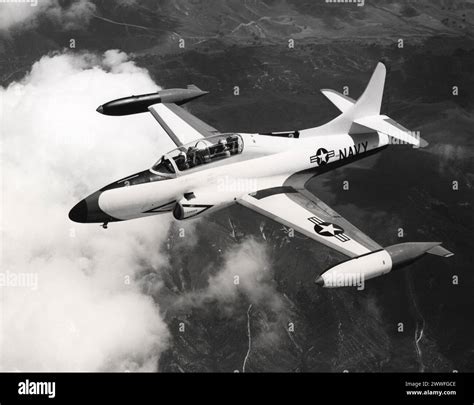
[0, 50, 173, 371]
[206, 238, 280, 306]
[0, 0, 96, 31]
[171, 236, 293, 362]
[176, 237, 284, 313]
[0, 1, 38, 31]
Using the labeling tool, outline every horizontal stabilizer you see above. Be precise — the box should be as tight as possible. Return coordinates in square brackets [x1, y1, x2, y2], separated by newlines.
[320, 89, 355, 113]
[354, 115, 425, 147]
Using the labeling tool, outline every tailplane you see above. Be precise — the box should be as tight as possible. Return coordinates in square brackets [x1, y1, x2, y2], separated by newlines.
[319, 62, 385, 116]
[300, 62, 423, 147]
[320, 89, 355, 113]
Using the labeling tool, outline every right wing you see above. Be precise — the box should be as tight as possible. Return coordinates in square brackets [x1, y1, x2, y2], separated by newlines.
[148, 102, 220, 146]
[238, 187, 382, 258]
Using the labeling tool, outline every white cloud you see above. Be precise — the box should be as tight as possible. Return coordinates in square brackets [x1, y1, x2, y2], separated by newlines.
[176, 237, 284, 313]
[0, 0, 96, 31]
[0, 50, 173, 371]
[0, 2, 37, 31]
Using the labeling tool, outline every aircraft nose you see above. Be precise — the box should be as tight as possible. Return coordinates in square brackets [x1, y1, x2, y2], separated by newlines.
[96, 105, 104, 114]
[69, 190, 119, 224]
[69, 199, 88, 223]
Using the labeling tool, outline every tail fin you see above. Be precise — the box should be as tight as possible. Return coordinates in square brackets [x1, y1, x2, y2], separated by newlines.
[318, 63, 386, 118]
[300, 62, 387, 136]
[187, 84, 202, 91]
[426, 244, 454, 257]
[300, 62, 423, 147]
[352, 62, 386, 118]
[351, 63, 423, 146]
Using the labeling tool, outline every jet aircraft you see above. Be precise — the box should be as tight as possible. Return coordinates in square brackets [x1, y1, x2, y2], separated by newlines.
[69, 63, 453, 287]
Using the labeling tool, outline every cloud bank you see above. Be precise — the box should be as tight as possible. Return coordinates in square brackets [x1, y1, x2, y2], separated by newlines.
[0, 0, 96, 31]
[0, 50, 173, 371]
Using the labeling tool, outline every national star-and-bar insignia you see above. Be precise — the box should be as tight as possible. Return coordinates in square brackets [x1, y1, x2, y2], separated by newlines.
[307, 216, 350, 242]
[310, 148, 335, 165]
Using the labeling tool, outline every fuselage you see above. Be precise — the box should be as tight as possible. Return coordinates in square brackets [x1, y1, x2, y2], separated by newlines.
[68, 131, 389, 225]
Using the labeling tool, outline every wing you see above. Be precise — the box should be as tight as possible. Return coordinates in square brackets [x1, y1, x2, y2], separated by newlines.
[148, 102, 220, 147]
[238, 186, 382, 258]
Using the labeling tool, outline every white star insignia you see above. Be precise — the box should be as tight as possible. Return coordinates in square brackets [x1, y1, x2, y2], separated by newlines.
[319, 223, 338, 235]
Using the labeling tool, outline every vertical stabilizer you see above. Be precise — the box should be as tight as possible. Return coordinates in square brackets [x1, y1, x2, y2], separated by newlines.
[353, 62, 386, 118]
[300, 62, 388, 137]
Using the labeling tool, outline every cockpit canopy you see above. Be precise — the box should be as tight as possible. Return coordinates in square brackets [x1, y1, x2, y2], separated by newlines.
[151, 133, 243, 175]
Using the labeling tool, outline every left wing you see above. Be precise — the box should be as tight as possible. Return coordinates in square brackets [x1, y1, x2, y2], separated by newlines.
[238, 187, 381, 258]
[148, 102, 220, 147]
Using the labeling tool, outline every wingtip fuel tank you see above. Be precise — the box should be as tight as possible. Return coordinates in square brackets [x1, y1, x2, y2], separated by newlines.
[96, 85, 209, 116]
[315, 242, 453, 288]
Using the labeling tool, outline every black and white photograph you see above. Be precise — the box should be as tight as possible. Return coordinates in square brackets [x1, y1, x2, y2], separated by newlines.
[0, 0, 473, 401]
